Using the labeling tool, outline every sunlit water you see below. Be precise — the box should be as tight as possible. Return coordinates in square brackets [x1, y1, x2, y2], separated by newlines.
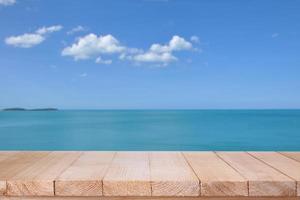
[0, 110, 299, 150]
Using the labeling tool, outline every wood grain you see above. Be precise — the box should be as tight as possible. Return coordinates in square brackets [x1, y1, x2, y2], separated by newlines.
[0, 181, 5, 196]
[184, 152, 248, 196]
[103, 152, 151, 196]
[6, 152, 81, 196]
[0, 152, 18, 162]
[250, 152, 300, 196]
[0, 151, 49, 195]
[0, 152, 19, 195]
[217, 152, 296, 197]
[1, 151, 300, 198]
[280, 152, 300, 163]
[150, 152, 200, 197]
[1, 197, 300, 200]
[55, 152, 115, 196]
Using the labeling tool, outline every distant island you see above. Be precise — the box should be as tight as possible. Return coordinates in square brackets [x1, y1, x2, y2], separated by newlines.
[2, 108, 58, 111]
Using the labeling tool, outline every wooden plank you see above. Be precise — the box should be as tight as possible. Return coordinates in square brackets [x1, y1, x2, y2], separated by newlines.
[55, 152, 115, 196]
[0, 152, 19, 162]
[0, 152, 50, 180]
[0, 152, 19, 195]
[103, 152, 151, 196]
[1, 197, 300, 200]
[250, 152, 300, 196]
[280, 152, 300, 163]
[150, 152, 200, 197]
[0, 180, 4, 196]
[1, 151, 300, 198]
[6, 152, 81, 196]
[217, 152, 296, 197]
[0, 152, 49, 196]
[183, 152, 248, 196]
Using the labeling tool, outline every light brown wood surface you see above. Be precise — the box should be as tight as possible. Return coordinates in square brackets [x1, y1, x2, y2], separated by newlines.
[0, 152, 18, 162]
[0, 152, 49, 195]
[150, 152, 200, 197]
[6, 152, 81, 196]
[0, 181, 4, 196]
[103, 152, 151, 196]
[0, 152, 18, 195]
[0, 151, 300, 198]
[1, 196, 300, 200]
[280, 152, 300, 163]
[217, 152, 296, 197]
[249, 152, 300, 196]
[184, 152, 248, 196]
[55, 152, 115, 196]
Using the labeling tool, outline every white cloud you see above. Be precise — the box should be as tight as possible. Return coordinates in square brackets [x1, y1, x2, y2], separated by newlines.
[132, 52, 177, 63]
[62, 34, 126, 60]
[5, 33, 44, 48]
[0, 0, 15, 6]
[5, 25, 63, 48]
[149, 35, 192, 54]
[36, 25, 62, 35]
[62, 34, 198, 66]
[169, 35, 193, 51]
[130, 35, 193, 64]
[190, 35, 199, 43]
[271, 33, 279, 38]
[95, 56, 112, 65]
[67, 26, 86, 35]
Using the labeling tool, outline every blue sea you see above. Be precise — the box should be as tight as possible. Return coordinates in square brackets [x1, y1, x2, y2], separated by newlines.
[0, 110, 299, 150]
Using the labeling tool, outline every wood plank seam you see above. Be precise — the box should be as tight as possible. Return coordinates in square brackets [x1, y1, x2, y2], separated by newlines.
[53, 180, 56, 196]
[181, 152, 201, 196]
[183, 152, 249, 196]
[6, 152, 82, 196]
[278, 152, 300, 164]
[214, 152, 250, 196]
[1, 151, 51, 196]
[247, 152, 298, 194]
[52, 152, 84, 196]
[248, 152, 300, 197]
[149, 152, 200, 196]
[103, 152, 151, 196]
[2, 197, 300, 199]
[245, 151, 297, 196]
[278, 151, 300, 196]
[54, 151, 116, 197]
[148, 152, 153, 196]
[2, 152, 300, 198]
[98, 152, 117, 196]
[53, 152, 84, 196]
[149, 152, 154, 197]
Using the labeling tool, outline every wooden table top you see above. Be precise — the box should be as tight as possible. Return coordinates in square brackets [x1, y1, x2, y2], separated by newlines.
[0, 151, 299, 198]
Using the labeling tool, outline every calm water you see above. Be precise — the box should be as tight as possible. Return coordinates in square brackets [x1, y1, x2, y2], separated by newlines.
[0, 110, 299, 150]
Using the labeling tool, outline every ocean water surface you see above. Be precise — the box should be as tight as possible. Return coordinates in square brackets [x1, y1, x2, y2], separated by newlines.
[0, 110, 299, 150]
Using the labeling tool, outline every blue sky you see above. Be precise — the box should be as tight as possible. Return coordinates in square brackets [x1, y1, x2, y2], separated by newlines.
[0, 0, 299, 109]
